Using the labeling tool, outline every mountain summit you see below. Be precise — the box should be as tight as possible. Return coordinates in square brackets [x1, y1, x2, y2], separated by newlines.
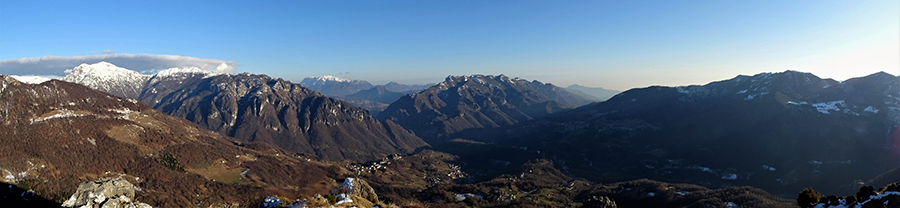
[62, 62, 150, 98]
[376, 74, 593, 144]
[299, 75, 374, 96]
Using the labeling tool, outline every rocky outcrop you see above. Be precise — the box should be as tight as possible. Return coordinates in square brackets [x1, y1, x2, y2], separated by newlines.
[331, 177, 379, 205]
[582, 196, 618, 208]
[262, 178, 382, 208]
[61, 177, 151, 208]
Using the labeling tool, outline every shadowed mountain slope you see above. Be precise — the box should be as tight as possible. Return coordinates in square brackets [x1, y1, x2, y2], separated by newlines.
[497, 71, 900, 196]
[376, 74, 593, 144]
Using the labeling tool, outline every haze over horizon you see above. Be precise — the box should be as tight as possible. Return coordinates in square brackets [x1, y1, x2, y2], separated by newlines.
[1, 0, 898, 91]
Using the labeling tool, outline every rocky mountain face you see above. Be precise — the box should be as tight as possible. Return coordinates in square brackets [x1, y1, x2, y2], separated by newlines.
[566, 84, 620, 101]
[146, 73, 427, 162]
[376, 74, 593, 144]
[495, 71, 900, 196]
[62, 62, 150, 98]
[53, 63, 427, 162]
[0, 75, 350, 207]
[299, 75, 374, 97]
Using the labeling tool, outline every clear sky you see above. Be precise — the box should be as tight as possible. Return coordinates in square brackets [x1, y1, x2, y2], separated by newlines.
[1, 0, 898, 90]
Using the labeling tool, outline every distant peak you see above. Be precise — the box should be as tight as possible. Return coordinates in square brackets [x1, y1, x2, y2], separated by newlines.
[8, 75, 52, 84]
[65, 61, 134, 74]
[155, 66, 222, 78]
[307, 75, 349, 82]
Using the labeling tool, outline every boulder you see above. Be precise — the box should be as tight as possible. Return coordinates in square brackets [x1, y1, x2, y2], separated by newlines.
[60, 177, 151, 208]
[332, 177, 379, 204]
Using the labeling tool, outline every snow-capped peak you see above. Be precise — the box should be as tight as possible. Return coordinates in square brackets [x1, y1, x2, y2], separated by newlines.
[8, 75, 52, 84]
[62, 62, 150, 98]
[308, 75, 349, 82]
[63, 62, 148, 81]
[155, 66, 223, 78]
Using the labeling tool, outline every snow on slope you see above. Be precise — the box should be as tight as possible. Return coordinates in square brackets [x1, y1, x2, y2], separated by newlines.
[62, 62, 150, 98]
[8, 75, 52, 84]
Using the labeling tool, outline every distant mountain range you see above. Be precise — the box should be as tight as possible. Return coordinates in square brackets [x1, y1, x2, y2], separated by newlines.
[566, 84, 620, 101]
[5, 62, 898, 207]
[297, 76, 434, 116]
[382, 81, 433, 93]
[299, 75, 374, 97]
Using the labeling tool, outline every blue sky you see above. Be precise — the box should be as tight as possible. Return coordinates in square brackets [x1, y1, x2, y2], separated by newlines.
[1, 0, 898, 90]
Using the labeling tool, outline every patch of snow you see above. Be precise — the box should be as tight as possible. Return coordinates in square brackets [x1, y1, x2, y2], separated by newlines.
[62, 62, 151, 95]
[745, 94, 755, 100]
[455, 193, 483, 201]
[677, 191, 689, 196]
[864, 106, 879, 113]
[338, 178, 355, 193]
[155, 66, 222, 78]
[315, 75, 348, 82]
[240, 169, 249, 179]
[335, 193, 353, 205]
[694, 166, 712, 173]
[647, 192, 655, 197]
[762, 165, 776, 171]
[737, 89, 747, 94]
[858, 191, 900, 206]
[30, 110, 89, 124]
[725, 201, 737, 208]
[261, 196, 283, 208]
[9, 75, 52, 84]
[3, 169, 16, 183]
[721, 173, 738, 180]
[788, 101, 808, 105]
[812, 100, 846, 114]
[110, 108, 140, 120]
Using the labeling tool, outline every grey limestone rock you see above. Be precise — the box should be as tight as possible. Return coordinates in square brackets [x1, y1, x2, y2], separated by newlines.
[60, 177, 151, 208]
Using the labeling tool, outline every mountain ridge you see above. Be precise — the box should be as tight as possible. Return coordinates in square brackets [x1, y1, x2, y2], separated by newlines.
[376, 74, 594, 144]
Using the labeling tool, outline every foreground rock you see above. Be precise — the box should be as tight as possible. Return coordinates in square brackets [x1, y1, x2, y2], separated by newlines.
[61, 177, 151, 208]
[261, 178, 384, 208]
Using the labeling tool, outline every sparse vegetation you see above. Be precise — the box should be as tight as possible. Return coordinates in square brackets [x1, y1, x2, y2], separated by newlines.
[797, 188, 822, 208]
[156, 152, 184, 172]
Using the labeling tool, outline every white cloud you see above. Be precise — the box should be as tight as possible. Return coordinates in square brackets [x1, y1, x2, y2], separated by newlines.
[102, 49, 117, 54]
[0, 54, 239, 76]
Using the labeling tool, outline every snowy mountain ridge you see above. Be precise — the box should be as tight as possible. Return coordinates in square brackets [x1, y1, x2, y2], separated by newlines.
[61, 62, 151, 98]
[8, 75, 52, 84]
[299, 75, 374, 96]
